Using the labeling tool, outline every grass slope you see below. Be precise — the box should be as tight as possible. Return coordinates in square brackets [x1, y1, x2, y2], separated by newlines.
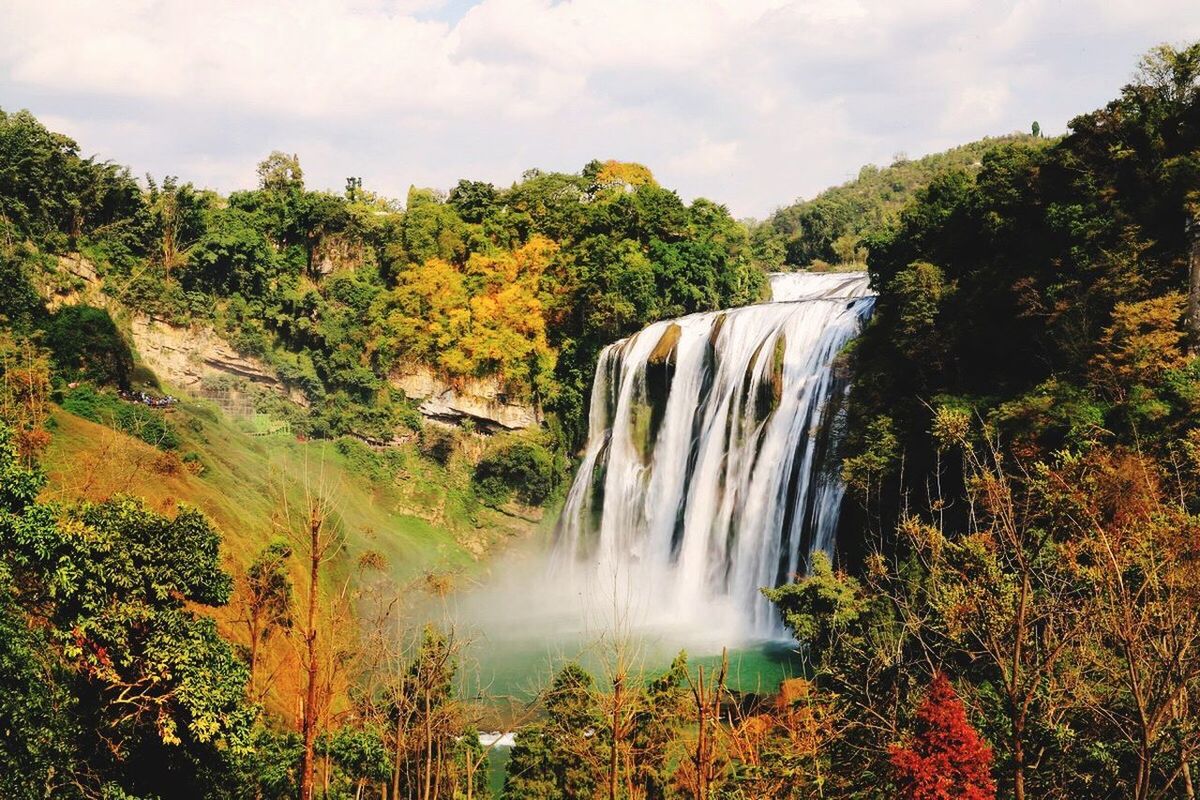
[43, 399, 536, 582]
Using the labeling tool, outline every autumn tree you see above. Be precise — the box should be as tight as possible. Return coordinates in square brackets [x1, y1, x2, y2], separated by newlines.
[722, 677, 841, 799]
[377, 235, 557, 398]
[1089, 293, 1188, 404]
[1048, 448, 1200, 799]
[890, 673, 996, 800]
[0, 334, 51, 463]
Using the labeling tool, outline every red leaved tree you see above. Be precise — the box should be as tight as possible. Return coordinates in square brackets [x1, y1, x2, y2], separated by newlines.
[890, 673, 997, 800]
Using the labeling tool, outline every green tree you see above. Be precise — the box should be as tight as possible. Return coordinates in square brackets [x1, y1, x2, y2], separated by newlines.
[186, 207, 277, 295]
[503, 663, 606, 800]
[473, 438, 556, 506]
[447, 179, 499, 224]
[257, 151, 304, 194]
[0, 422, 256, 798]
[146, 174, 208, 275]
[42, 304, 134, 387]
[0, 248, 46, 331]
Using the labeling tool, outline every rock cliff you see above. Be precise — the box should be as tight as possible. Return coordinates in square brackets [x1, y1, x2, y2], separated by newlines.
[129, 317, 307, 405]
[390, 365, 541, 430]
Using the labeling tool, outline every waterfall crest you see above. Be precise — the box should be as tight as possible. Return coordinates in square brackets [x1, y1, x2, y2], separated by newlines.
[552, 271, 876, 641]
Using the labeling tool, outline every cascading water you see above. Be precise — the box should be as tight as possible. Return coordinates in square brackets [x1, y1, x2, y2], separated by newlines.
[552, 271, 875, 642]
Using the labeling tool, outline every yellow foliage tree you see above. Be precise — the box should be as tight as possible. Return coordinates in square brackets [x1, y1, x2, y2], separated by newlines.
[382, 236, 558, 398]
[594, 160, 658, 192]
[1090, 292, 1188, 400]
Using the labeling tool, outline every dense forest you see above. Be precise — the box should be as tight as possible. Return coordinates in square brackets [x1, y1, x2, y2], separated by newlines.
[0, 36, 1198, 800]
[0, 121, 764, 448]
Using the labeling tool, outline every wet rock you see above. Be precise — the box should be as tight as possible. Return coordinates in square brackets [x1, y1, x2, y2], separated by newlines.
[745, 334, 785, 424]
[635, 323, 682, 459]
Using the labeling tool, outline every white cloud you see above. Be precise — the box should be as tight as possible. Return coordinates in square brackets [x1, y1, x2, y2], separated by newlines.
[939, 83, 1013, 131]
[0, 0, 1197, 216]
[668, 137, 740, 177]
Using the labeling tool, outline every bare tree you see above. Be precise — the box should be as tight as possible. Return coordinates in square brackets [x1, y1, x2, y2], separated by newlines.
[276, 466, 346, 800]
[682, 651, 728, 799]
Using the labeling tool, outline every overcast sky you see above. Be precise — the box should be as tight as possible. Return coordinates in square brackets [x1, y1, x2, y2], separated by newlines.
[2, 1, 1198, 218]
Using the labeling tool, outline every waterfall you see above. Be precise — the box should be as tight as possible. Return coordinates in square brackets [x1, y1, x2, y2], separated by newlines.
[552, 271, 875, 642]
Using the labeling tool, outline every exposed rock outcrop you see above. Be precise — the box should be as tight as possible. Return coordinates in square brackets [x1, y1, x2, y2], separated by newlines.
[390, 365, 540, 430]
[130, 317, 308, 406]
[41, 254, 109, 311]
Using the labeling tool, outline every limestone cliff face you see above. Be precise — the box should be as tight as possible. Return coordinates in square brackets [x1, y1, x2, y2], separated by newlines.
[390, 365, 541, 430]
[42, 254, 108, 311]
[38, 252, 540, 430]
[130, 317, 308, 406]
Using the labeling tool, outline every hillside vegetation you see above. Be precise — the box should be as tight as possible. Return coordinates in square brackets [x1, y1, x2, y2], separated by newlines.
[0, 112, 765, 449]
[815, 41, 1200, 799]
[0, 102, 763, 798]
[752, 133, 1041, 270]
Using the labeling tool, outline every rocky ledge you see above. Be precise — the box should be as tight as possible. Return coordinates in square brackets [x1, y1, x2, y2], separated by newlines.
[390, 365, 540, 431]
[130, 317, 308, 406]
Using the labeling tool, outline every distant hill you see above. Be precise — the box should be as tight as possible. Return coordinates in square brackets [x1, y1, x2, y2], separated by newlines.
[752, 133, 1043, 270]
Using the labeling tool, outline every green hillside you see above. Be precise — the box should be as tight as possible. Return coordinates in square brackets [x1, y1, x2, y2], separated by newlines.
[40, 400, 529, 582]
[752, 133, 1043, 270]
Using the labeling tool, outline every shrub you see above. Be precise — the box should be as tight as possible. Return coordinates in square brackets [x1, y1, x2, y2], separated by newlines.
[472, 438, 555, 506]
[334, 436, 396, 482]
[61, 386, 180, 450]
[181, 451, 206, 475]
[418, 426, 458, 466]
[153, 451, 184, 476]
[396, 402, 424, 433]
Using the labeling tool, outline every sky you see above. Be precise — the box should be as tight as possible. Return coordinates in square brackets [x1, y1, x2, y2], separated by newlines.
[1, 1, 1198, 219]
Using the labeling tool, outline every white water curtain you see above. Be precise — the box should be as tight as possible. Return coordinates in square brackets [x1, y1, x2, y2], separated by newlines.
[553, 272, 876, 642]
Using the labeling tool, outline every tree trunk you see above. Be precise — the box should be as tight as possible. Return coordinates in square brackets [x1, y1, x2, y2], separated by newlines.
[1011, 569, 1030, 800]
[423, 685, 434, 800]
[695, 667, 707, 800]
[610, 674, 622, 800]
[246, 613, 260, 699]
[299, 511, 322, 800]
[392, 705, 405, 800]
[465, 749, 473, 800]
[1188, 212, 1200, 354]
[1012, 715, 1026, 800]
